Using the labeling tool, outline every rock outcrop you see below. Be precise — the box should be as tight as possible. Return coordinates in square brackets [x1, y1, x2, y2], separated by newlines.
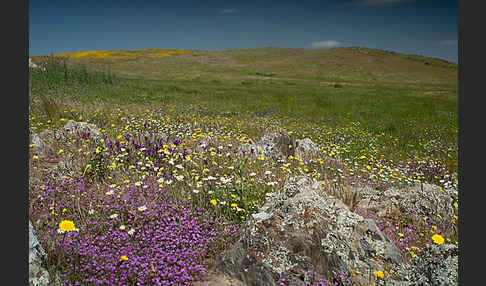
[239, 127, 326, 164]
[391, 244, 458, 286]
[29, 121, 102, 179]
[55, 120, 101, 141]
[30, 121, 101, 157]
[239, 127, 296, 159]
[30, 132, 47, 156]
[29, 220, 50, 286]
[356, 183, 458, 228]
[294, 138, 325, 163]
[218, 176, 404, 286]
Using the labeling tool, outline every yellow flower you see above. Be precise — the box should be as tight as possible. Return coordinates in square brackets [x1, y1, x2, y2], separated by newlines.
[231, 203, 238, 207]
[432, 234, 445, 245]
[374, 271, 385, 279]
[119, 255, 128, 261]
[58, 220, 75, 232]
[210, 199, 217, 206]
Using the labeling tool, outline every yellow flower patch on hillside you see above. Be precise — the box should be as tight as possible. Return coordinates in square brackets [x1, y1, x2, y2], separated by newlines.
[51, 49, 192, 60]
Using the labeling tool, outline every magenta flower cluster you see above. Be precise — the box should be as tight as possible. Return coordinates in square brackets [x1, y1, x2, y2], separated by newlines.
[30, 176, 239, 285]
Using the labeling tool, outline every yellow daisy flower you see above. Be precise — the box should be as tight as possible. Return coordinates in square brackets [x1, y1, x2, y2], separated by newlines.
[58, 220, 75, 232]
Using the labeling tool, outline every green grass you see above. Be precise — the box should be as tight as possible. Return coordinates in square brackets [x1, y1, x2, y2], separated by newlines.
[28, 48, 458, 284]
[30, 48, 457, 172]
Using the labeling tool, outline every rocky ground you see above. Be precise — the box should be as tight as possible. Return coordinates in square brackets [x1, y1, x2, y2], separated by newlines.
[29, 121, 458, 286]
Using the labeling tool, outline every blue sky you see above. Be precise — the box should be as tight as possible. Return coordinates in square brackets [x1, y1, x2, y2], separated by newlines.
[29, 0, 458, 63]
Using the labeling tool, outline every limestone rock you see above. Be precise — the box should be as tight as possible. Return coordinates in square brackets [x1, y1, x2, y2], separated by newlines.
[392, 244, 458, 286]
[239, 127, 296, 159]
[218, 176, 404, 286]
[55, 120, 101, 141]
[356, 183, 457, 226]
[30, 132, 47, 156]
[29, 220, 50, 286]
[294, 138, 322, 162]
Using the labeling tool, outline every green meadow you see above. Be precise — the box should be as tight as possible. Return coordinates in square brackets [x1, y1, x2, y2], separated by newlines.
[30, 47, 457, 170]
[28, 47, 458, 285]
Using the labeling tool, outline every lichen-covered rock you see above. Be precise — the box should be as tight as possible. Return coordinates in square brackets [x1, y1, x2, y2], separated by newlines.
[294, 138, 322, 162]
[55, 120, 101, 141]
[238, 127, 337, 167]
[391, 244, 458, 286]
[239, 127, 296, 159]
[29, 220, 50, 286]
[218, 176, 404, 286]
[30, 132, 47, 156]
[356, 183, 458, 227]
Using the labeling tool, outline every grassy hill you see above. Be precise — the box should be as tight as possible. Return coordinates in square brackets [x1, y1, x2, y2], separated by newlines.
[30, 47, 457, 170]
[28, 47, 458, 285]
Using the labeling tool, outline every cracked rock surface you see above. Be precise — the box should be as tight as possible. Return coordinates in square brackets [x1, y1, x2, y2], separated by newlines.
[218, 176, 404, 286]
[29, 220, 50, 286]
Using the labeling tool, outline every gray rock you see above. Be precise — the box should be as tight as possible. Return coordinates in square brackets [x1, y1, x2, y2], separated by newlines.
[393, 244, 458, 286]
[294, 138, 322, 163]
[56, 120, 101, 141]
[238, 127, 295, 159]
[238, 128, 338, 167]
[356, 183, 457, 227]
[29, 220, 50, 286]
[218, 176, 404, 286]
[251, 211, 272, 222]
[30, 133, 47, 156]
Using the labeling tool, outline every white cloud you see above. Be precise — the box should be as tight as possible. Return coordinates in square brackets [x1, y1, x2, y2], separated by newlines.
[311, 41, 340, 48]
[221, 8, 238, 14]
[439, 40, 457, 46]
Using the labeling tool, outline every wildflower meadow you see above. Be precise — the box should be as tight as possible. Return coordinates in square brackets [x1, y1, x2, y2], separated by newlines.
[29, 48, 458, 285]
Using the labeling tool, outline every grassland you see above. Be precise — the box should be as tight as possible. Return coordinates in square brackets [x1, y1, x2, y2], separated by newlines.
[28, 47, 458, 285]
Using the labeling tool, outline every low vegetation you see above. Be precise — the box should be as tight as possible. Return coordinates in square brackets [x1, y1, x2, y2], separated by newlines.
[29, 47, 458, 285]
